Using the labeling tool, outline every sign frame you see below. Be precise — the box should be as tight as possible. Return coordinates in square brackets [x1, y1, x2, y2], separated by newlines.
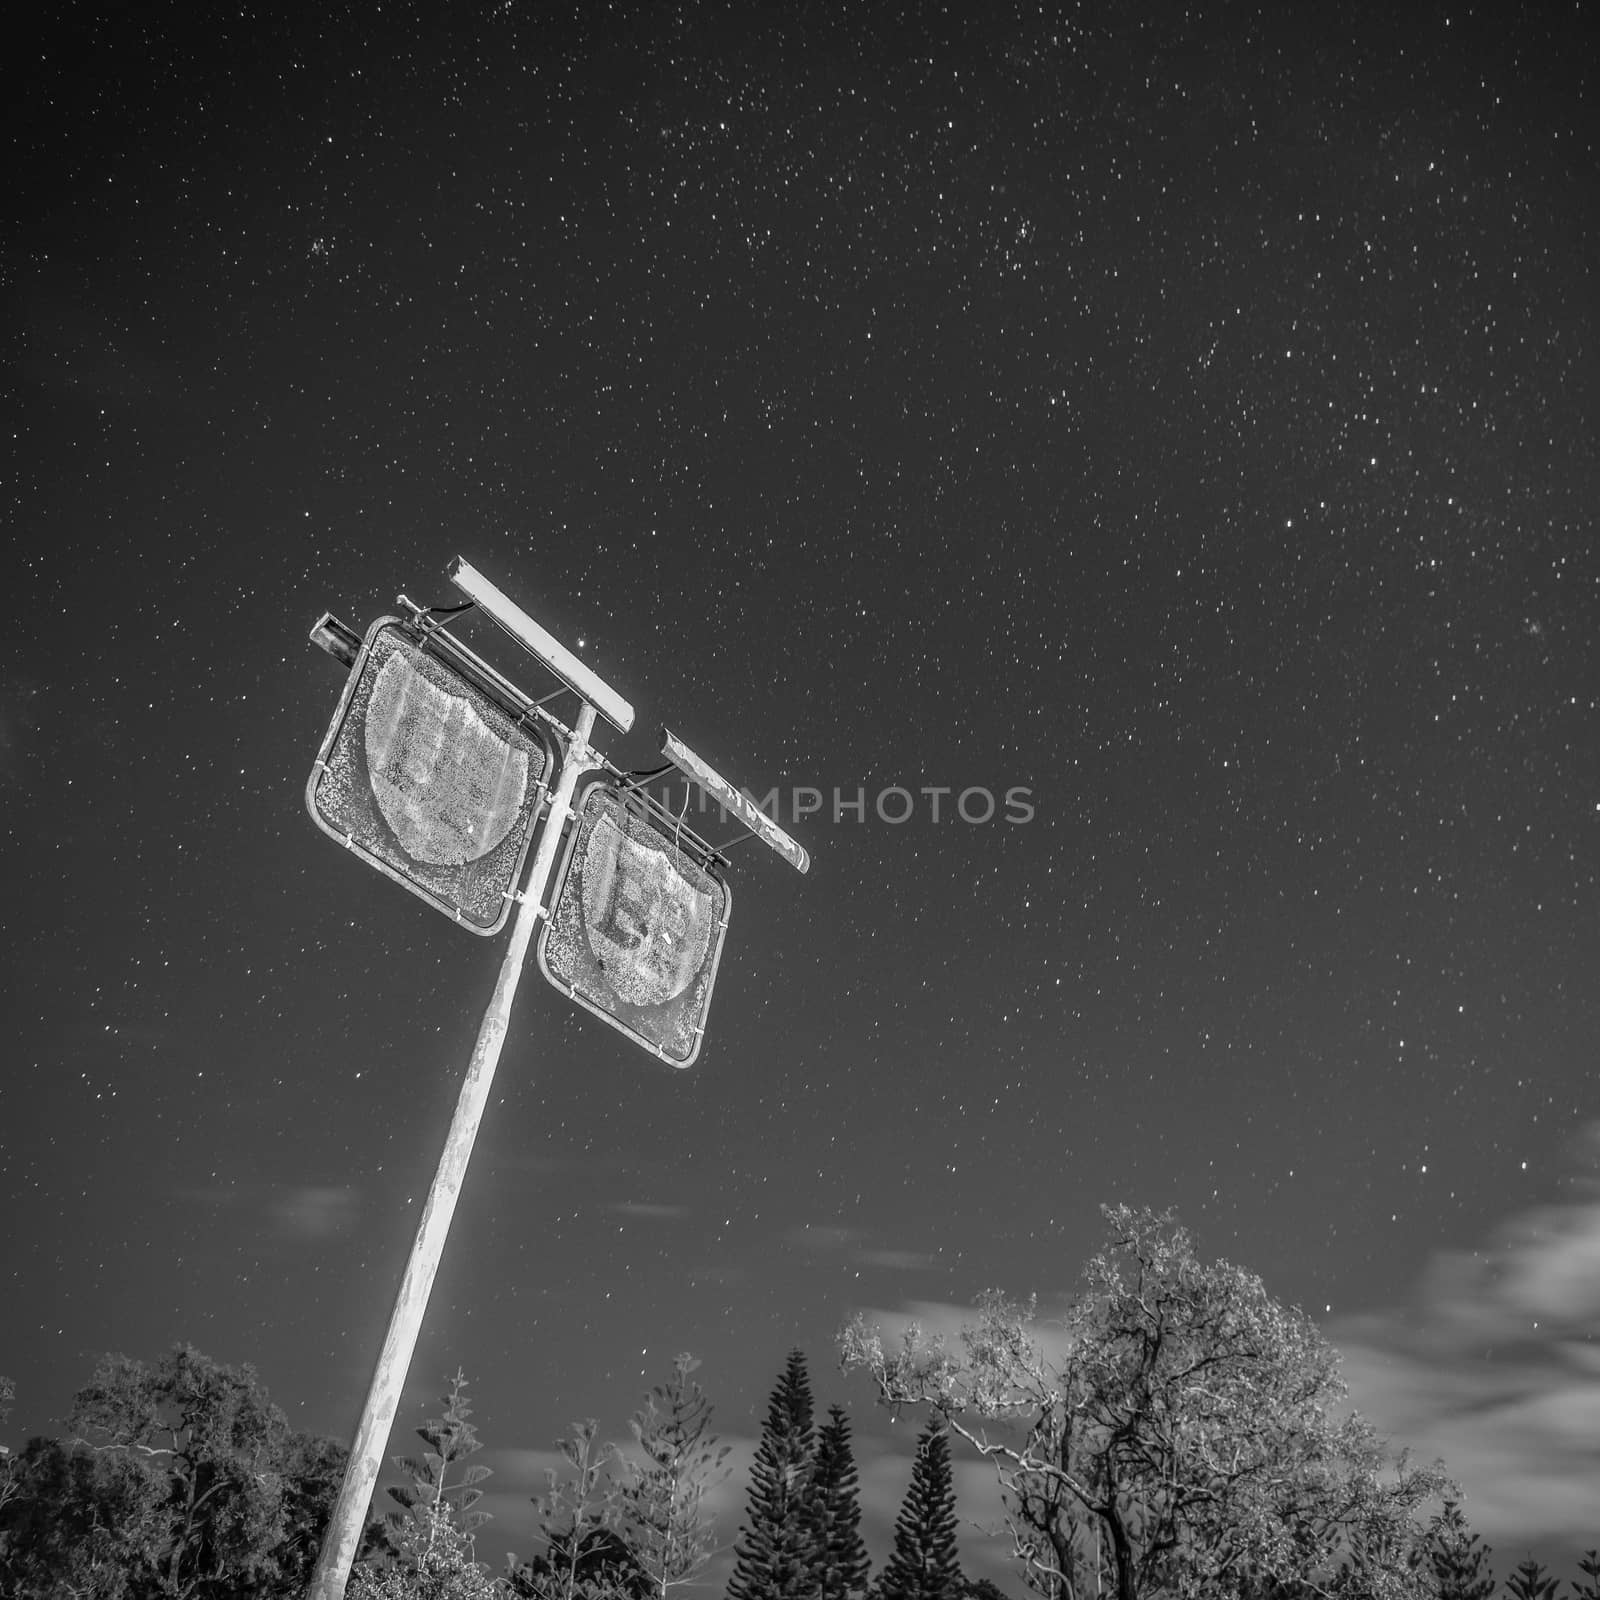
[305, 615, 561, 936]
[536, 778, 732, 1068]
[448, 558, 635, 733]
[659, 727, 809, 873]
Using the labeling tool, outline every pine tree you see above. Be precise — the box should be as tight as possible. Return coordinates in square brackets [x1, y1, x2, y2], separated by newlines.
[1504, 1557, 1559, 1600]
[1571, 1550, 1600, 1600]
[618, 1353, 731, 1598]
[1424, 1499, 1495, 1600]
[507, 1420, 641, 1600]
[807, 1405, 870, 1600]
[877, 1419, 964, 1600]
[388, 1369, 494, 1561]
[727, 1349, 820, 1600]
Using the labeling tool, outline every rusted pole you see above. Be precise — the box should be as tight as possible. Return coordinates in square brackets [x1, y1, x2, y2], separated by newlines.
[306, 703, 598, 1600]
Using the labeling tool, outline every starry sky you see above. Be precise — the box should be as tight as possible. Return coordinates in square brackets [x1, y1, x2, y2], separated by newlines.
[5, 0, 1598, 1588]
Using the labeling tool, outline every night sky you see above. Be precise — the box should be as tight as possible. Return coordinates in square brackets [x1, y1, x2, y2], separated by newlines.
[5, 0, 1598, 1588]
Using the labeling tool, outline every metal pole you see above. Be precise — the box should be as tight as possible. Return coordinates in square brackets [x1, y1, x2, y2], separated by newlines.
[307, 703, 599, 1600]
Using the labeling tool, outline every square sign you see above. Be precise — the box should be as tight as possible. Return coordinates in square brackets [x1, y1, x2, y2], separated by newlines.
[306, 618, 557, 935]
[538, 781, 731, 1067]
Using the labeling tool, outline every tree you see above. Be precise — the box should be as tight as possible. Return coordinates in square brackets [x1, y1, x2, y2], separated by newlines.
[1423, 1499, 1494, 1600]
[616, 1354, 730, 1599]
[0, 1374, 21, 1545]
[840, 1205, 1454, 1600]
[727, 1349, 820, 1600]
[387, 1370, 494, 1559]
[350, 1500, 505, 1600]
[1503, 1559, 1559, 1600]
[1571, 1550, 1600, 1600]
[807, 1405, 871, 1600]
[0, 1343, 349, 1599]
[878, 1420, 965, 1600]
[505, 1420, 644, 1600]
[0, 1431, 156, 1598]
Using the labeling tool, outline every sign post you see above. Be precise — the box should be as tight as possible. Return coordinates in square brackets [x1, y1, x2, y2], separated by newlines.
[306, 700, 597, 1600]
[301, 561, 807, 1600]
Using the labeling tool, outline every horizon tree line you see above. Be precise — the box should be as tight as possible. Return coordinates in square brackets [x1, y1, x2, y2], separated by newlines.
[3, 1208, 1598, 1597]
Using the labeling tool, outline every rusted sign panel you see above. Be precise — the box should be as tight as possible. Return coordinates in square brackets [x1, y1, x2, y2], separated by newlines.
[306, 618, 556, 934]
[537, 781, 730, 1067]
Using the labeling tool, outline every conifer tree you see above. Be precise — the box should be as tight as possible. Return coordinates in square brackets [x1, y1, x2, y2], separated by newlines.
[1504, 1557, 1560, 1600]
[877, 1419, 964, 1600]
[727, 1349, 820, 1600]
[507, 1419, 642, 1600]
[618, 1353, 730, 1598]
[1424, 1499, 1495, 1600]
[388, 1369, 493, 1559]
[1571, 1550, 1600, 1600]
[807, 1405, 870, 1600]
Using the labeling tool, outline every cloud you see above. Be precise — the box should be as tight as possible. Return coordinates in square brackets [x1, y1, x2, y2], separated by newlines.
[786, 1223, 864, 1253]
[855, 1248, 938, 1271]
[270, 1185, 360, 1239]
[782, 1223, 938, 1272]
[176, 1180, 361, 1242]
[1329, 1123, 1600, 1556]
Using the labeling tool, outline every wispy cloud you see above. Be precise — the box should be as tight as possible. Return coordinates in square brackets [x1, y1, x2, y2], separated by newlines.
[855, 1248, 938, 1271]
[783, 1222, 938, 1274]
[786, 1223, 865, 1253]
[174, 1180, 361, 1242]
[1329, 1123, 1600, 1558]
[270, 1184, 360, 1239]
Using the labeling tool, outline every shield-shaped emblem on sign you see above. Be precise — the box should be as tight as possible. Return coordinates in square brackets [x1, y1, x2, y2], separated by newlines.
[582, 820, 715, 1007]
[306, 619, 556, 934]
[538, 782, 730, 1067]
[364, 651, 530, 867]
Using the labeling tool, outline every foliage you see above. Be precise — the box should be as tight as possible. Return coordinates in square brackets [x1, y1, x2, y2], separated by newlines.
[878, 1419, 965, 1600]
[616, 1354, 730, 1598]
[1423, 1499, 1495, 1600]
[727, 1349, 821, 1600]
[387, 1370, 494, 1558]
[0, 1375, 20, 1534]
[807, 1405, 871, 1600]
[0, 1343, 346, 1599]
[505, 1420, 644, 1600]
[839, 1205, 1454, 1600]
[1503, 1558, 1560, 1600]
[1572, 1550, 1600, 1600]
[349, 1500, 505, 1600]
